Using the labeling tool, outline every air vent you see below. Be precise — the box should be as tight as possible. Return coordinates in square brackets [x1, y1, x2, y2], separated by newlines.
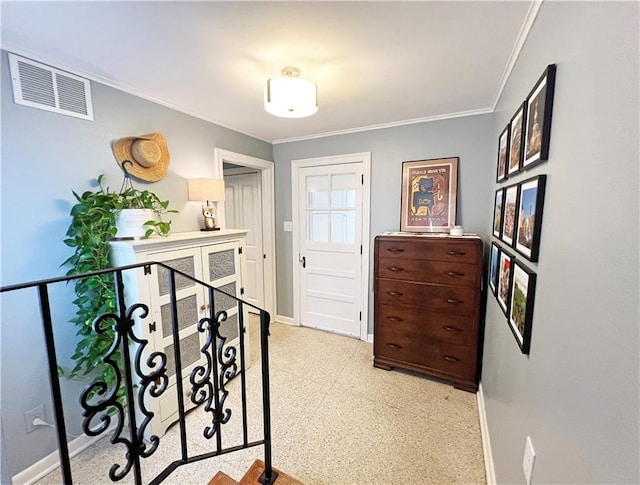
[8, 53, 93, 121]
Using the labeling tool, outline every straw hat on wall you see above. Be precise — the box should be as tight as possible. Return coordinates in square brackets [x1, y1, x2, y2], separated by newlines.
[113, 133, 170, 182]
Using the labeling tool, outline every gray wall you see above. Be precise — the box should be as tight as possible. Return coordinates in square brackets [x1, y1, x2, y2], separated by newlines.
[0, 49, 271, 476]
[273, 115, 495, 326]
[482, 2, 639, 483]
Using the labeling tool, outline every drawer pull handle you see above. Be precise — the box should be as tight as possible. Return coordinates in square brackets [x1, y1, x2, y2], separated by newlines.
[444, 325, 463, 332]
[447, 271, 464, 277]
[387, 266, 404, 272]
[447, 251, 466, 256]
[387, 247, 405, 254]
[387, 291, 404, 297]
[443, 355, 460, 362]
[386, 343, 402, 350]
[446, 298, 463, 305]
[387, 316, 403, 323]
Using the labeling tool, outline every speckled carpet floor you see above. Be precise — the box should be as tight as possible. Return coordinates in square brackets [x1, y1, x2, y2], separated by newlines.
[36, 316, 486, 484]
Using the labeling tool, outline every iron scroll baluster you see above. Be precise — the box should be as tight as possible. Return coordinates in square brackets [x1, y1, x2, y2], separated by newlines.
[79, 270, 167, 483]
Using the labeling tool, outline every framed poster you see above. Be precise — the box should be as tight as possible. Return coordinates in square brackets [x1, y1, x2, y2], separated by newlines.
[496, 125, 510, 182]
[508, 103, 526, 176]
[501, 184, 519, 246]
[492, 188, 505, 238]
[489, 242, 500, 296]
[523, 64, 557, 169]
[496, 250, 513, 316]
[508, 260, 537, 354]
[515, 175, 547, 262]
[400, 157, 458, 233]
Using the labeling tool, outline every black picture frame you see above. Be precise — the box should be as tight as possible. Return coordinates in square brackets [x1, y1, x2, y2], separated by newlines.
[492, 188, 505, 238]
[501, 183, 519, 247]
[515, 175, 547, 262]
[523, 64, 556, 169]
[489, 242, 500, 296]
[508, 103, 526, 176]
[496, 250, 513, 316]
[508, 260, 537, 354]
[496, 124, 510, 182]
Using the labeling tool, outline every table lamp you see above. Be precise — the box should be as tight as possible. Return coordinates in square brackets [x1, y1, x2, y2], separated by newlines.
[187, 178, 226, 231]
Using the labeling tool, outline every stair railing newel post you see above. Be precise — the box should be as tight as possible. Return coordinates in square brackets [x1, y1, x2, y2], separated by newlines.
[258, 310, 278, 485]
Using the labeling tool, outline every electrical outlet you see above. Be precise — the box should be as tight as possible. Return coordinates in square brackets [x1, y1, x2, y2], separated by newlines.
[283, 221, 293, 232]
[523, 435, 536, 485]
[24, 404, 46, 433]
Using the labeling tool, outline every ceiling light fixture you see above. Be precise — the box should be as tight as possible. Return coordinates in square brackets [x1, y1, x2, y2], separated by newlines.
[264, 67, 318, 118]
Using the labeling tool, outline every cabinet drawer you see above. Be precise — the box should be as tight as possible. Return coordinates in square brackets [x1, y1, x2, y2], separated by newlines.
[377, 257, 477, 287]
[375, 304, 474, 347]
[374, 335, 474, 380]
[377, 239, 478, 264]
[376, 279, 477, 317]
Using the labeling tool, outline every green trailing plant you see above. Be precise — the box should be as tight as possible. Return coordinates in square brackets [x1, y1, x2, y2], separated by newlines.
[61, 174, 177, 401]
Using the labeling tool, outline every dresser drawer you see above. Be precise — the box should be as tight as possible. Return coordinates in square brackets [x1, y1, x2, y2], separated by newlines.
[374, 335, 474, 381]
[375, 303, 474, 347]
[377, 239, 478, 264]
[376, 279, 477, 317]
[377, 257, 478, 287]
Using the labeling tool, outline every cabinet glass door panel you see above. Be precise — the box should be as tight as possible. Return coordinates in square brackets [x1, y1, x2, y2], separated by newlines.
[147, 247, 206, 384]
[201, 241, 245, 366]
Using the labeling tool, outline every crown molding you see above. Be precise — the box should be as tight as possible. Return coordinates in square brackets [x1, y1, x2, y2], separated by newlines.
[490, 0, 544, 110]
[272, 107, 494, 144]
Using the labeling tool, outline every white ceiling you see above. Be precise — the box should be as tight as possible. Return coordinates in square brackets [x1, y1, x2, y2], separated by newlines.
[1, 1, 535, 143]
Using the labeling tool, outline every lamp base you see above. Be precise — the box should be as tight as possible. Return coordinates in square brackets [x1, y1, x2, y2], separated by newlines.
[200, 227, 221, 231]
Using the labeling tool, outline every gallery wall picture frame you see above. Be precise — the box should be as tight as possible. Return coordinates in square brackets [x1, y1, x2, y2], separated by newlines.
[489, 242, 500, 296]
[496, 250, 513, 316]
[501, 184, 519, 246]
[496, 124, 510, 182]
[523, 64, 557, 169]
[400, 157, 459, 233]
[508, 103, 526, 176]
[492, 188, 505, 238]
[508, 260, 537, 354]
[515, 175, 547, 262]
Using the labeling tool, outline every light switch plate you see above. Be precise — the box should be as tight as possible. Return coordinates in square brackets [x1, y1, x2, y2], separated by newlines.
[284, 221, 293, 232]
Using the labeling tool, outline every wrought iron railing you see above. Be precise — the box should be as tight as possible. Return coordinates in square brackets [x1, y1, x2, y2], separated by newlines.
[0, 262, 277, 484]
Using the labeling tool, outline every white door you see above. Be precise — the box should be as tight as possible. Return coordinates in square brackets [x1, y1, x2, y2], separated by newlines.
[224, 171, 264, 311]
[297, 163, 364, 337]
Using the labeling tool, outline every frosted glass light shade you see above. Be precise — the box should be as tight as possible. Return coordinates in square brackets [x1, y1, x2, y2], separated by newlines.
[187, 178, 225, 202]
[264, 67, 318, 118]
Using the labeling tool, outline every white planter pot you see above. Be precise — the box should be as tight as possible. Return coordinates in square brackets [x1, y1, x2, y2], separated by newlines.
[114, 209, 156, 240]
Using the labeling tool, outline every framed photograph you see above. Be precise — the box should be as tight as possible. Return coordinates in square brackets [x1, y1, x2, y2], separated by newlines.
[496, 250, 513, 315]
[500, 184, 519, 246]
[508, 103, 526, 176]
[515, 175, 547, 262]
[492, 188, 504, 238]
[496, 125, 509, 182]
[508, 260, 537, 354]
[489, 242, 500, 296]
[400, 157, 458, 233]
[523, 64, 557, 169]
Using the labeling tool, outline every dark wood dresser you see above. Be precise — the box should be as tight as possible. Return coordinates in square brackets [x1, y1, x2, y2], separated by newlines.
[373, 234, 483, 392]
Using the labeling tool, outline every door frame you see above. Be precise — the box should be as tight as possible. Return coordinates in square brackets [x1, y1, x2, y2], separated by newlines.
[291, 152, 371, 341]
[213, 148, 276, 319]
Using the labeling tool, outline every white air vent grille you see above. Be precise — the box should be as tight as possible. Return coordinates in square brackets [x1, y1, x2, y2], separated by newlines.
[9, 53, 93, 120]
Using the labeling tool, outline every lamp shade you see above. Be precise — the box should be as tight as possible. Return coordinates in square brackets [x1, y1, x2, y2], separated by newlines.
[187, 178, 225, 202]
[264, 67, 318, 118]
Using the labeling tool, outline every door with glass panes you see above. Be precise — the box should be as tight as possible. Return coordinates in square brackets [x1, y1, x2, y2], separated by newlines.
[297, 162, 364, 337]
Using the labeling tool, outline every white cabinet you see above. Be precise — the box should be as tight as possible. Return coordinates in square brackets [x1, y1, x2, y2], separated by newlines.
[110, 230, 249, 437]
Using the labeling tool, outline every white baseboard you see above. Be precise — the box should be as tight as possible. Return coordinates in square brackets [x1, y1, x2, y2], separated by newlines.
[477, 383, 496, 485]
[11, 428, 113, 485]
[274, 314, 297, 326]
[367, 333, 374, 343]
